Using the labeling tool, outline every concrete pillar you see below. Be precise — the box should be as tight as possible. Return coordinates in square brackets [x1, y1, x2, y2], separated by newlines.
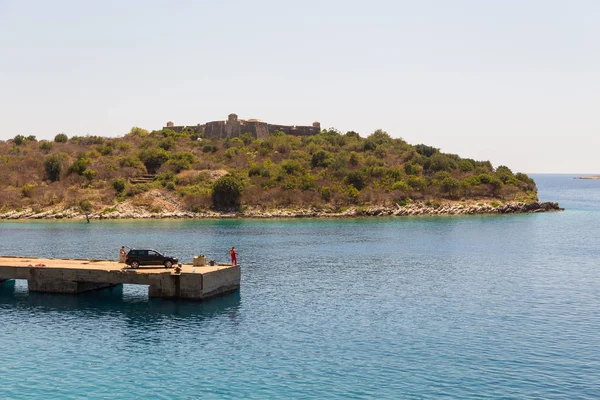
[148, 272, 205, 299]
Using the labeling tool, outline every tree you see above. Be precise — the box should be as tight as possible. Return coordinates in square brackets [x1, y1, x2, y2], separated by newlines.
[54, 133, 68, 143]
[345, 170, 366, 190]
[212, 175, 244, 208]
[442, 177, 460, 197]
[68, 154, 91, 175]
[138, 148, 170, 173]
[458, 159, 475, 172]
[311, 150, 332, 168]
[112, 178, 126, 194]
[367, 129, 392, 145]
[128, 127, 149, 137]
[414, 144, 439, 157]
[13, 135, 25, 146]
[44, 154, 64, 181]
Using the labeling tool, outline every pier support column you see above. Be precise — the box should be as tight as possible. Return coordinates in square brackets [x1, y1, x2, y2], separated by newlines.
[148, 273, 205, 299]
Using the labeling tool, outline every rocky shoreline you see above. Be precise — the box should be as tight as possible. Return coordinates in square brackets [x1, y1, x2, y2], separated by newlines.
[0, 201, 563, 220]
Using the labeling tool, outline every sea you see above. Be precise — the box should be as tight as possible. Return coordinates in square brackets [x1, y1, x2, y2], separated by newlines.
[0, 174, 598, 399]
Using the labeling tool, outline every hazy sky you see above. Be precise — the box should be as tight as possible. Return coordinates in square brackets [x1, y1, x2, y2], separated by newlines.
[1, 0, 598, 173]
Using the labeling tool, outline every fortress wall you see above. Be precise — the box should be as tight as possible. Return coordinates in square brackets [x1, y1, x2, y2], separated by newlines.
[224, 120, 241, 138]
[167, 116, 320, 139]
[268, 124, 320, 136]
[254, 122, 270, 139]
[165, 126, 186, 133]
[291, 126, 320, 136]
[240, 121, 270, 139]
[204, 121, 225, 139]
[268, 124, 293, 135]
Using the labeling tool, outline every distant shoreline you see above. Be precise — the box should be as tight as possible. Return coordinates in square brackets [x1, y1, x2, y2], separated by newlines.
[0, 200, 563, 220]
[574, 176, 600, 180]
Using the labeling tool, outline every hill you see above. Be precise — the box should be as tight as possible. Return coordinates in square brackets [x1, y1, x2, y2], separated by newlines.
[0, 128, 559, 219]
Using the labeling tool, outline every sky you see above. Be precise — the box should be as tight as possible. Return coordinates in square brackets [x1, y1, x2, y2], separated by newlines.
[1, 0, 598, 173]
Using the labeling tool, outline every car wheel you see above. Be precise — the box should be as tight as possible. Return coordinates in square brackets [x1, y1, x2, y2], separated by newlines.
[165, 261, 173, 269]
[131, 261, 140, 269]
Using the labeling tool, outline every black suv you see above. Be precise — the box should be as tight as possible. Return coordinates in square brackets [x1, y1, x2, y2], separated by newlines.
[125, 249, 178, 269]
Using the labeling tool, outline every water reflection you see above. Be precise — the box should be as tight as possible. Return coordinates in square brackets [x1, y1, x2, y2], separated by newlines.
[0, 281, 241, 323]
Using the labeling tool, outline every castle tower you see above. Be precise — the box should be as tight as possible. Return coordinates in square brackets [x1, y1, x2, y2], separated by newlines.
[228, 113, 238, 122]
[312, 121, 321, 130]
[166, 121, 174, 128]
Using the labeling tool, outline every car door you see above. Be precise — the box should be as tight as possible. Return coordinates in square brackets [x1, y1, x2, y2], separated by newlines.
[147, 250, 161, 265]
[137, 250, 150, 265]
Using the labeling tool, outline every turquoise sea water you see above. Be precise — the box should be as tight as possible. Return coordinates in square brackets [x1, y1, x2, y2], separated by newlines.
[0, 174, 598, 399]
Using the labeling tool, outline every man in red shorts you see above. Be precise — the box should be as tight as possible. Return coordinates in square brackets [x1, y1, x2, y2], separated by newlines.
[229, 246, 237, 266]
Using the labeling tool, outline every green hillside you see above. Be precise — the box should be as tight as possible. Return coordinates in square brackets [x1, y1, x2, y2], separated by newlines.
[0, 128, 537, 214]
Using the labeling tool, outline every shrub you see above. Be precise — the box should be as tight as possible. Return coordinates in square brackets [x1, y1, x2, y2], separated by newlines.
[404, 163, 420, 176]
[320, 187, 332, 202]
[458, 159, 474, 172]
[157, 170, 176, 184]
[346, 170, 366, 190]
[39, 141, 53, 152]
[363, 140, 377, 151]
[281, 178, 297, 190]
[68, 155, 91, 175]
[79, 200, 93, 213]
[299, 174, 316, 191]
[82, 169, 97, 181]
[280, 160, 303, 175]
[414, 144, 438, 157]
[21, 184, 35, 198]
[212, 174, 244, 208]
[159, 138, 176, 151]
[129, 127, 149, 136]
[391, 180, 409, 192]
[425, 153, 456, 172]
[97, 143, 114, 156]
[407, 176, 428, 191]
[13, 135, 25, 146]
[348, 152, 360, 166]
[165, 182, 176, 191]
[346, 185, 360, 201]
[240, 132, 254, 145]
[112, 178, 126, 194]
[442, 177, 460, 196]
[366, 129, 392, 145]
[54, 133, 68, 143]
[44, 154, 65, 181]
[203, 145, 218, 153]
[311, 150, 332, 168]
[26, 135, 37, 142]
[138, 147, 170, 173]
[496, 165, 515, 183]
[119, 156, 145, 170]
[166, 152, 195, 172]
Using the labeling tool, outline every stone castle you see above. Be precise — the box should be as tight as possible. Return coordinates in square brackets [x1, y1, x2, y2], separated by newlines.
[164, 113, 321, 139]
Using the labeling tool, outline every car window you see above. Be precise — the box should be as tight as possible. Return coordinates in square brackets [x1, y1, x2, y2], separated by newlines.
[148, 251, 158, 256]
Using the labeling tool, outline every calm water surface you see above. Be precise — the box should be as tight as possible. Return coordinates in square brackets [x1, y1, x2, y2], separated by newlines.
[0, 174, 598, 399]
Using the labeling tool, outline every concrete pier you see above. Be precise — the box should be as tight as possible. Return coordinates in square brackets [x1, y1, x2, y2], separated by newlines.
[0, 256, 240, 300]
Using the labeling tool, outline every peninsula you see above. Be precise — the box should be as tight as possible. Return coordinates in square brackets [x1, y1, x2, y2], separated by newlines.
[0, 114, 561, 219]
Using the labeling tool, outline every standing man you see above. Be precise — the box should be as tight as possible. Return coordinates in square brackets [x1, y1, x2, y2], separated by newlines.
[229, 246, 237, 266]
[119, 246, 127, 263]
